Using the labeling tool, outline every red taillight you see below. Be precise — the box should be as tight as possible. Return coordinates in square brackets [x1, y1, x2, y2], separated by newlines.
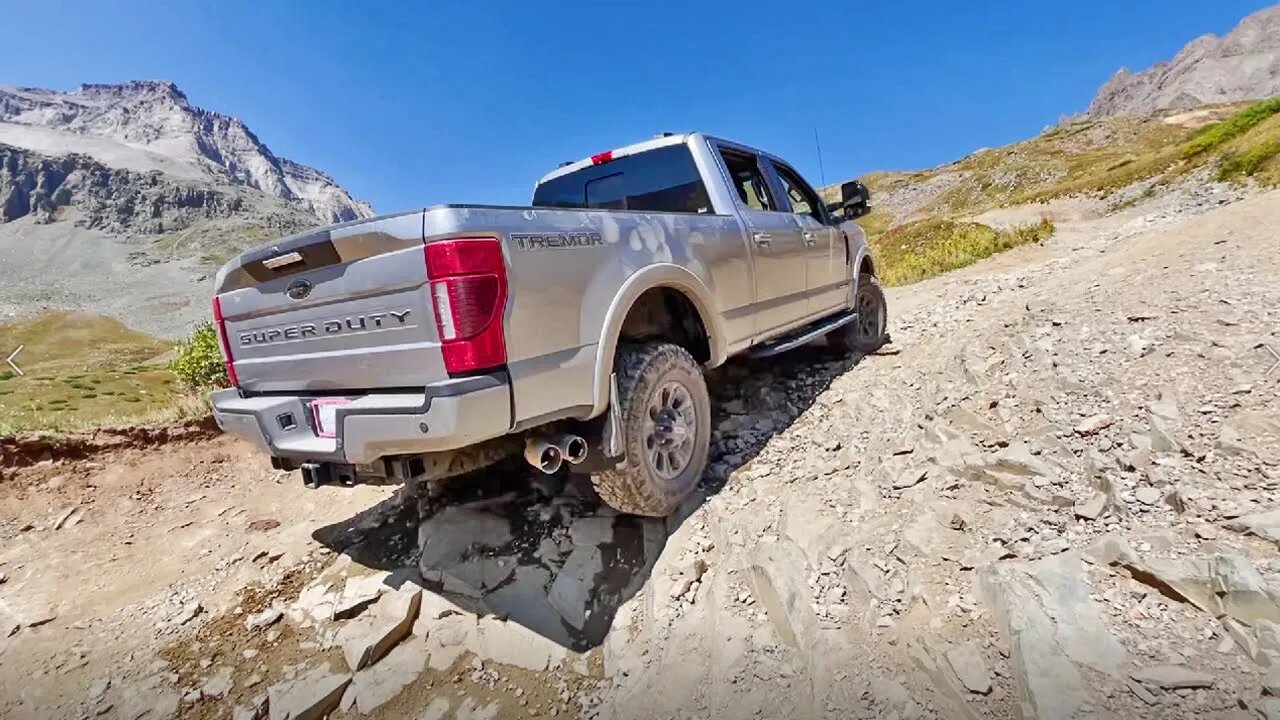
[590, 150, 613, 165]
[211, 296, 240, 387]
[425, 238, 508, 374]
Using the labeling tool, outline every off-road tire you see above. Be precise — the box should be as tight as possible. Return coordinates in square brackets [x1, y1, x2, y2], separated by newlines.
[592, 342, 711, 517]
[828, 273, 888, 354]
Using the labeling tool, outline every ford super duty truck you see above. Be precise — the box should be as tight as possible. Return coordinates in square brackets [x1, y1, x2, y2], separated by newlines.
[209, 133, 886, 516]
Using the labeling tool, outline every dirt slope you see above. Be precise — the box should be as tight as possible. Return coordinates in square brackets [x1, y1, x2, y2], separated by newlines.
[1, 186, 1278, 719]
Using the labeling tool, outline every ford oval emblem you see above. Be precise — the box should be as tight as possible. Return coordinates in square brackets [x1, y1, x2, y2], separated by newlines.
[286, 278, 313, 300]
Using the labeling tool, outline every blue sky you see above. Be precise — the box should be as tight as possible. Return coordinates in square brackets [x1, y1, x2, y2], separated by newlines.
[1, 0, 1272, 211]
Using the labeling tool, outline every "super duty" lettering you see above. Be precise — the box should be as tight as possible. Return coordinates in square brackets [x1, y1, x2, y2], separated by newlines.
[239, 309, 412, 347]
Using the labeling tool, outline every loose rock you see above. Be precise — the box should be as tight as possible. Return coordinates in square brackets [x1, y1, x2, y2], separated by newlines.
[893, 467, 928, 490]
[1075, 414, 1115, 436]
[945, 644, 992, 694]
[1135, 487, 1163, 506]
[267, 666, 351, 720]
[245, 608, 283, 631]
[338, 587, 421, 671]
[349, 640, 429, 714]
[1074, 492, 1108, 520]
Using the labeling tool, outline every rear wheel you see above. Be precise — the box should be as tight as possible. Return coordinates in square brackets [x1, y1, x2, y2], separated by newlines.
[592, 342, 710, 517]
[828, 273, 888, 353]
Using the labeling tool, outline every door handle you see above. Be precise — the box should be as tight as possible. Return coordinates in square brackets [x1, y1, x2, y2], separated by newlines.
[802, 231, 817, 246]
[752, 232, 772, 247]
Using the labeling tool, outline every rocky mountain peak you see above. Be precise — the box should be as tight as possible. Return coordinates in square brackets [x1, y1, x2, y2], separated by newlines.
[0, 80, 372, 223]
[1084, 4, 1280, 118]
[78, 79, 187, 101]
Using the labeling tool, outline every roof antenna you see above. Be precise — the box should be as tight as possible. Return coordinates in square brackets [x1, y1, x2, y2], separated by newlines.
[813, 126, 827, 186]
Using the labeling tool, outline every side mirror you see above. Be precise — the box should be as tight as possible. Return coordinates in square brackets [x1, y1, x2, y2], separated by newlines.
[836, 180, 871, 220]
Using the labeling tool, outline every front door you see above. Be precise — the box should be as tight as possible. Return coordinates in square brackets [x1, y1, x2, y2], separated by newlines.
[768, 160, 850, 317]
[715, 147, 809, 336]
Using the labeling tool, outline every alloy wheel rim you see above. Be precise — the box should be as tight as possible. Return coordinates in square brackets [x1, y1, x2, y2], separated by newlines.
[642, 380, 697, 480]
[856, 288, 883, 341]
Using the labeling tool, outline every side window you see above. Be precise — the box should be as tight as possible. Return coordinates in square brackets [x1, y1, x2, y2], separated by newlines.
[772, 163, 825, 224]
[717, 149, 775, 212]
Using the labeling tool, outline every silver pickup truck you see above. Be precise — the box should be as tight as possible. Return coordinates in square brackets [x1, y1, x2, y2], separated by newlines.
[209, 133, 886, 516]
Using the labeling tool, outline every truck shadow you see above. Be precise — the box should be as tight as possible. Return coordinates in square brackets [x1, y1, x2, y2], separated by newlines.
[311, 343, 868, 652]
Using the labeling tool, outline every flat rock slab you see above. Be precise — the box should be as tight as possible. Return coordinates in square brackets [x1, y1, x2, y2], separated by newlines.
[1131, 665, 1215, 689]
[781, 495, 843, 567]
[246, 608, 283, 631]
[1225, 508, 1280, 547]
[749, 542, 817, 653]
[268, 666, 351, 720]
[338, 587, 421, 671]
[418, 506, 513, 573]
[568, 515, 616, 547]
[978, 551, 1126, 720]
[350, 640, 429, 714]
[548, 545, 603, 630]
[893, 467, 928, 489]
[1074, 491, 1108, 520]
[474, 615, 567, 672]
[1074, 414, 1114, 436]
[945, 644, 993, 694]
[333, 572, 391, 620]
[1264, 666, 1280, 696]
[1119, 553, 1280, 625]
[422, 614, 477, 671]
[201, 666, 233, 699]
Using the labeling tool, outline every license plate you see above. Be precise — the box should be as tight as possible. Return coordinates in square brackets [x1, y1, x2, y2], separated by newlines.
[311, 398, 352, 438]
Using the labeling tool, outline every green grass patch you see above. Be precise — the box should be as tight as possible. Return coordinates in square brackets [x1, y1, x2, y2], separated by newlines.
[0, 311, 191, 434]
[1218, 139, 1280, 180]
[874, 217, 1055, 286]
[854, 208, 893, 241]
[822, 104, 1276, 226]
[1183, 97, 1280, 157]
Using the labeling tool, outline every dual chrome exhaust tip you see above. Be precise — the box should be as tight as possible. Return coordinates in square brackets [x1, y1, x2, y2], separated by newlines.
[524, 433, 588, 474]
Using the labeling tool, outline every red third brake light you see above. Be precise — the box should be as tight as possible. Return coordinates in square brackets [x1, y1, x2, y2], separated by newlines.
[590, 150, 613, 165]
[424, 238, 508, 374]
[211, 295, 240, 387]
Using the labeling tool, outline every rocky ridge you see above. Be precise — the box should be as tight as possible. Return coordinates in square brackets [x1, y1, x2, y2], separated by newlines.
[0, 143, 314, 238]
[0, 80, 373, 337]
[1085, 5, 1280, 118]
[0, 81, 372, 224]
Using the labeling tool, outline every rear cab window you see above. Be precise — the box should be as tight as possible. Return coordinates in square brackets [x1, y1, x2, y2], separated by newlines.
[533, 144, 713, 214]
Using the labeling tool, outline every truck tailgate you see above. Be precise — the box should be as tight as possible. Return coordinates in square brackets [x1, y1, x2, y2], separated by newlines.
[214, 212, 448, 393]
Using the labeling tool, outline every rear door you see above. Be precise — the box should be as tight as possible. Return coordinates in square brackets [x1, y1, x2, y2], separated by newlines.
[714, 145, 809, 336]
[766, 160, 850, 317]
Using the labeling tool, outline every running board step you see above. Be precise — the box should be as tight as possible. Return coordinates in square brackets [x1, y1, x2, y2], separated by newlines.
[748, 312, 857, 358]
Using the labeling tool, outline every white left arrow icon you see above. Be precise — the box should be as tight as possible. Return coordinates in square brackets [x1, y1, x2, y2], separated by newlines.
[6, 345, 23, 376]
[1265, 344, 1280, 378]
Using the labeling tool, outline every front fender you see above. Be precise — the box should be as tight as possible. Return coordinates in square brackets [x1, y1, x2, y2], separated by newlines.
[838, 220, 874, 303]
[586, 264, 726, 418]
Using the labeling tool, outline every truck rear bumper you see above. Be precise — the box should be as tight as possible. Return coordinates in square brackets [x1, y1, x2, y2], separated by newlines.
[209, 374, 513, 465]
